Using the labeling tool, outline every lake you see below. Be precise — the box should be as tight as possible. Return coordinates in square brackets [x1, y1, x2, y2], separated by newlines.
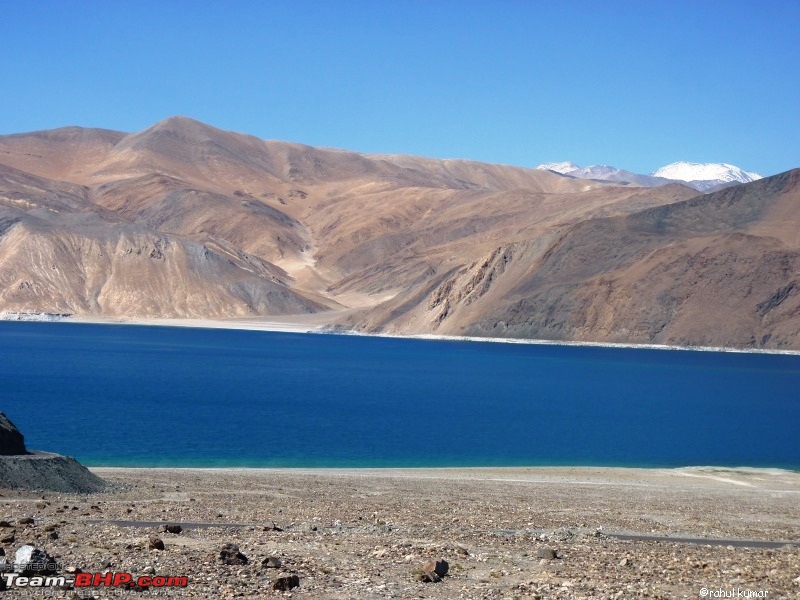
[1, 321, 798, 469]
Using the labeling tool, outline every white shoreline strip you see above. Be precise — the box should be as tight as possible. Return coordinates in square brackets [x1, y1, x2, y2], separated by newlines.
[334, 330, 800, 356]
[11, 315, 800, 356]
[89, 466, 800, 492]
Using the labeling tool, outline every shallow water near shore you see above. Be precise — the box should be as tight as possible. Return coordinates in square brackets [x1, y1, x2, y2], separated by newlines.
[2, 321, 799, 469]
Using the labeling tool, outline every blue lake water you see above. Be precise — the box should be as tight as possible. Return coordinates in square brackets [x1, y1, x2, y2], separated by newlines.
[1, 321, 799, 469]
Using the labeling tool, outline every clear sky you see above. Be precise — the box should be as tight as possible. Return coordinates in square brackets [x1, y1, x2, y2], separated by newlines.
[1, 0, 798, 176]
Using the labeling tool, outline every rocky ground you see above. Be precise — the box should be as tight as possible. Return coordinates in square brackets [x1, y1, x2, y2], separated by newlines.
[1, 466, 799, 598]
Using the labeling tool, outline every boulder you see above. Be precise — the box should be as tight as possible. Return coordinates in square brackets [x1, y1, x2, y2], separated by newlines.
[423, 559, 449, 577]
[218, 542, 248, 565]
[414, 558, 449, 583]
[262, 556, 282, 569]
[0, 413, 26, 456]
[158, 524, 182, 534]
[272, 574, 299, 591]
[148, 536, 165, 550]
[537, 548, 559, 560]
[13, 545, 57, 575]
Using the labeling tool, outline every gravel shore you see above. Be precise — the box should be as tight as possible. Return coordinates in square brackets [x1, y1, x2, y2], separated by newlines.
[2, 466, 799, 598]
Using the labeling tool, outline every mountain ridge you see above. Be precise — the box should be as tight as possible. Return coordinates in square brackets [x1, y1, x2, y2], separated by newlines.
[1, 117, 797, 349]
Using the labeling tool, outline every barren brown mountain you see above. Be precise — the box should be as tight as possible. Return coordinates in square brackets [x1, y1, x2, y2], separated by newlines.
[1, 117, 797, 349]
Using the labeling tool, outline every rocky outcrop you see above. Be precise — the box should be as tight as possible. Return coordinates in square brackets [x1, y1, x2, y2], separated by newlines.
[0, 413, 26, 455]
[0, 452, 106, 493]
[0, 414, 106, 493]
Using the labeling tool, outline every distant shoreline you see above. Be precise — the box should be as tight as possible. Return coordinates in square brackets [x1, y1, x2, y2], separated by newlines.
[88, 465, 800, 480]
[7, 313, 799, 356]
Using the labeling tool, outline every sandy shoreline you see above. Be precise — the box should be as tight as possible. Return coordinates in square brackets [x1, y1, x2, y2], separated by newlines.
[90, 464, 800, 490]
[19, 313, 800, 355]
[3, 466, 799, 597]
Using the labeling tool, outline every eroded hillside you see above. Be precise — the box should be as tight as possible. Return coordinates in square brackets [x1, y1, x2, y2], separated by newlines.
[2, 117, 796, 349]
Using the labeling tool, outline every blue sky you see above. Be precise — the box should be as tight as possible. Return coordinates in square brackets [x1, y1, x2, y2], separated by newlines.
[1, 1, 798, 175]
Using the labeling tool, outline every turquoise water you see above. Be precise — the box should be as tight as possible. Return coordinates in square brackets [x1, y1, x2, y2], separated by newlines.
[1, 321, 799, 469]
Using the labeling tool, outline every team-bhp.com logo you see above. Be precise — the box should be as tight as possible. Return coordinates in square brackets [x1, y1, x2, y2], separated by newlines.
[2, 571, 188, 590]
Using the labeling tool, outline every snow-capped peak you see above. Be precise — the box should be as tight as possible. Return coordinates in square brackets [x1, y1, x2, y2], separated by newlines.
[651, 162, 762, 186]
[536, 161, 579, 174]
[535, 160, 764, 192]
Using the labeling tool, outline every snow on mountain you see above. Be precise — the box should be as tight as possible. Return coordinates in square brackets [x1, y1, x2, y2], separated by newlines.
[535, 161, 579, 174]
[571, 165, 617, 177]
[536, 160, 763, 192]
[536, 162, 673, 187]
[651, 162, 762, 191]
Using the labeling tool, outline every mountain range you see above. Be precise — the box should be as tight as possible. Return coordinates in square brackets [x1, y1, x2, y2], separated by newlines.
[1, 117, 797, 350]
[536, 161, 763, 192]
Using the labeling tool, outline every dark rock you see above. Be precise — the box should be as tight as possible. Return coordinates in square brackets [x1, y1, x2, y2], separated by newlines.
[262, 556, 282, 569]
[158, 524, 182, 534]
[0, 521, 11, 528]
[148, 536, 165, 550]
[218, 542, 248, 565]
[417, 571, 442, 583]
[1, 531, 14, 544]
[18, 517, 34, 525]
[423, 559, 449, 577]
[13, 544, 57, 575]
[414, 558, 448, 583]
[48, 531, 59, 540]
[0, 413, 26, 455]
[537, 548, 559, 560]
[272, 574, 299, 591]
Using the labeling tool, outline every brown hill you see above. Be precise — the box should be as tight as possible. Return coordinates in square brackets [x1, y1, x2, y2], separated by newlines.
[1, 117, 796, 349]
[378, 169, 800, 350]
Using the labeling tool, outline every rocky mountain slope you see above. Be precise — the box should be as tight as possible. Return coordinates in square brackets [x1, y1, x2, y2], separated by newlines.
[348, 170, 799, 350]
[1, 117, 796, 349]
